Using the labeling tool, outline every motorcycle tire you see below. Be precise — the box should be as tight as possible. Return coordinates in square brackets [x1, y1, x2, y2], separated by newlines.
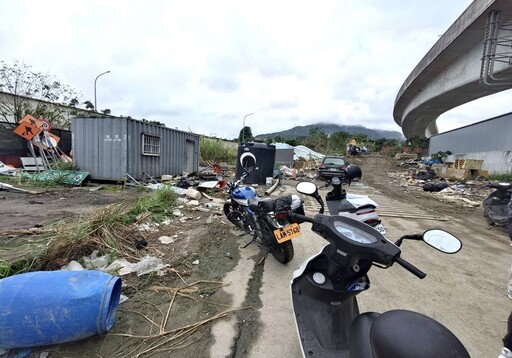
[483, 210, 495, 226]
[270, 241, 294, 264]
[223, 203, 244, 230]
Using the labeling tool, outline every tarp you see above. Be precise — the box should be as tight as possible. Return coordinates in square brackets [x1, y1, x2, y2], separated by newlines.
[20, 170, 89, 186]
[272, 143, 325, 161]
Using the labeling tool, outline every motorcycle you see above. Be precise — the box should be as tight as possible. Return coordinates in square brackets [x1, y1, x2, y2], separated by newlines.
[483, 182, 511, 227]
[289, 181, 469, 357]
[324, 176, 386, 235]
[223, 166, 305, 264]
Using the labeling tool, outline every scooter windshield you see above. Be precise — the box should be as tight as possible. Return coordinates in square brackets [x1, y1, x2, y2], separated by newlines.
[333, 220, 378, 244]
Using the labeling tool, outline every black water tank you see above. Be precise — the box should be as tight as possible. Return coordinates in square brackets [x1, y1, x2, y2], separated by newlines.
[236, 142, 276, 184]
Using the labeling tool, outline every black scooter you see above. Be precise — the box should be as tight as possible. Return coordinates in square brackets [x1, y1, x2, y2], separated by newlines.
[290, 181, 470, 358]
[483, 182, 511, 227]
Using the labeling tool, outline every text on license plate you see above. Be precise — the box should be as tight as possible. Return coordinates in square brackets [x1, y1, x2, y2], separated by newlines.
[274, 223, 302, 243]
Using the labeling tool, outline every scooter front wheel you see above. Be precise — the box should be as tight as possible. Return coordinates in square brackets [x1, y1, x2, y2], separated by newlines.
[483, 210, 495, 226]
[270, 241, 294, 264]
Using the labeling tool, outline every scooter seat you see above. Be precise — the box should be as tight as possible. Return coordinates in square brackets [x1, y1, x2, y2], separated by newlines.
[373, 310, 469, 357]
[349, 312, 380, 358]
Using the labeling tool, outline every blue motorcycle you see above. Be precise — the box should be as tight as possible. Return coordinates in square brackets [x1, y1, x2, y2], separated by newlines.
[223, 167, 304, 264]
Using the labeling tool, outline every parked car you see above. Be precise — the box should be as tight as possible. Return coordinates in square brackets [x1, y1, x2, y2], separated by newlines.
[317, 156, 349, 180]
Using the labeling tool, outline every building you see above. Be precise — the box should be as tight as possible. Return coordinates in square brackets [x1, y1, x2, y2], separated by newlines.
[429, 112, 512, 174]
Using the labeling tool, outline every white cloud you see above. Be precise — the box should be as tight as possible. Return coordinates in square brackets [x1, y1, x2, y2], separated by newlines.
[1, 0, 499, 139]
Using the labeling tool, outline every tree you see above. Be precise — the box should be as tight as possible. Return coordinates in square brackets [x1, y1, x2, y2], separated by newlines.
[83, 101, 95, 110]
[238, 126, 253, 143]
[327, 131, 350, 154]
[304, 127, 328, 153]
[405, 136, 428, 148]
[0, 60, 81, 129]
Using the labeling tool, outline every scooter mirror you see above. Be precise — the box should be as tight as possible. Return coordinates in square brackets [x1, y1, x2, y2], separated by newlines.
[422, 229, 462, 254]
[296, 181, 318, 196]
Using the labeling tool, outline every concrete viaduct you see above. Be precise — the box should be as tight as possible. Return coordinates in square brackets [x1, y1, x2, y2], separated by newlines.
[393, 0, 512, 139]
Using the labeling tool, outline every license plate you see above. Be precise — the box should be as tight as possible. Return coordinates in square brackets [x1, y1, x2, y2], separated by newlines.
[274, 223, 302, 243]
[329, 168, 338, 171]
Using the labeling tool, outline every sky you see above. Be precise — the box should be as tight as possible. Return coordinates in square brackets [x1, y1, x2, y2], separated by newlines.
[1, 0, 510, 140]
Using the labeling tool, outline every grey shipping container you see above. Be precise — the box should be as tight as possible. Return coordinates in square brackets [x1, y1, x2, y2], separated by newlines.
[71, 117, 200, 181]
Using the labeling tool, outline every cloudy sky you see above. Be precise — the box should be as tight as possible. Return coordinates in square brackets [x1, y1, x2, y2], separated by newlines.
[1, 0, 510, 139]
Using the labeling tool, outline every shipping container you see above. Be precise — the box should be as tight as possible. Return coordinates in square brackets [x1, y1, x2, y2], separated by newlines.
[71, 117, 200, 181]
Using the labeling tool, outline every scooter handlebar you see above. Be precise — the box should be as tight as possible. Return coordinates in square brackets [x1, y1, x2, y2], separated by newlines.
[290, 212, 315, 224]
[395, 256, 426, 279]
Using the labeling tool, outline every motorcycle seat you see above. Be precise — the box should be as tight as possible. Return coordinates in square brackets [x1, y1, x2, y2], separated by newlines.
[349, 310, 470, 358]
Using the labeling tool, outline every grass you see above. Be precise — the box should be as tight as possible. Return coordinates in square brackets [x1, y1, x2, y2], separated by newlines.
[0, 171, 70, 188]
[0, 186, 180, 278]
[488, 172, 512, 183]
[200, 137, 237, 165]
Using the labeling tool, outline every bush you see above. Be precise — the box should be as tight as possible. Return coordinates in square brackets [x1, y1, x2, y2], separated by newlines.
[488, 172, 512, 183]
[200, 138, 237, 164]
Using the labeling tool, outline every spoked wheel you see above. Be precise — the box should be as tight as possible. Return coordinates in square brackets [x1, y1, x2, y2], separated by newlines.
[223, 203, 244, 230]
[270, 241, 294, 264]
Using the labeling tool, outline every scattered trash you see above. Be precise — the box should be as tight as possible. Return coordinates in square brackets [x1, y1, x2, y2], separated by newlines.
[187, 200, 200, 206]
[80, 251, 169, 277]
[0, 161, 17, 176]
[159, 235, 178, 244]
[192, 260, 199, 265]
[62, 260, 85, 271]
[0, 182, 40, 195]
[186, 188, 202, 200]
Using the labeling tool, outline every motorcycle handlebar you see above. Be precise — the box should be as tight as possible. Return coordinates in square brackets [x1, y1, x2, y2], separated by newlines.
[395, 256, 426, 279]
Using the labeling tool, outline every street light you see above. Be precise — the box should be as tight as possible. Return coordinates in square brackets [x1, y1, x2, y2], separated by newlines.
[94, 70, 111, 112]
[242, 112, 254, 143]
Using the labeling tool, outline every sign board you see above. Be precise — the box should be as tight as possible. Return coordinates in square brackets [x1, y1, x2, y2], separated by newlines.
[19, 114, 45, 129]
[39, 119, 52, 131]
[14, 115, 51, 141]
[14, 122, 41, 140]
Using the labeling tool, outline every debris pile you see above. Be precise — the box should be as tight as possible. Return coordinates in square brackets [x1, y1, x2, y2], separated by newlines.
[391, 158, 498, 208]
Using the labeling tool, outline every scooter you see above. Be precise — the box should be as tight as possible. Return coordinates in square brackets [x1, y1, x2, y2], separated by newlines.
[325, 176, 386, 235]
[290, 181, 469, 357]
[483, 182, 511, 227]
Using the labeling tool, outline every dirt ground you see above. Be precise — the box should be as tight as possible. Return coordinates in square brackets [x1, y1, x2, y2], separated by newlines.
[0, 155, 510, 357]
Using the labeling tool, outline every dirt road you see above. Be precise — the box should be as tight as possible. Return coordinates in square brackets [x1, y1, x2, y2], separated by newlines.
[236, 155, 511, 357]
[1, 155, 510, 357]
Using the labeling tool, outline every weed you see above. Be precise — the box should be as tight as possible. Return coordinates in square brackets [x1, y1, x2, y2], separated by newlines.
[200, 137, 237, 165]
[0, 258, 43, 279]
[488, 172, 512, 183]
[51, 161, 74, 171]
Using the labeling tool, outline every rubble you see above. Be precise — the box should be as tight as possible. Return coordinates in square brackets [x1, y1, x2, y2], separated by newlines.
[388, 159, 501, 208]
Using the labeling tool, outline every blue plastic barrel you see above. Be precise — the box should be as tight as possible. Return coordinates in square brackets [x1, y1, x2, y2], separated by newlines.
[0, 270, 122, 349]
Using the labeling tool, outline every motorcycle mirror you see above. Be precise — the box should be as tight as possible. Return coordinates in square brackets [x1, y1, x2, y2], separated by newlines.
[295, 181, 318, 195]
[422, 229, 462, 254]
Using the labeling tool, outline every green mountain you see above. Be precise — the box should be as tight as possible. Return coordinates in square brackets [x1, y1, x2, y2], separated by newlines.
[255, 123, 402, 140]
